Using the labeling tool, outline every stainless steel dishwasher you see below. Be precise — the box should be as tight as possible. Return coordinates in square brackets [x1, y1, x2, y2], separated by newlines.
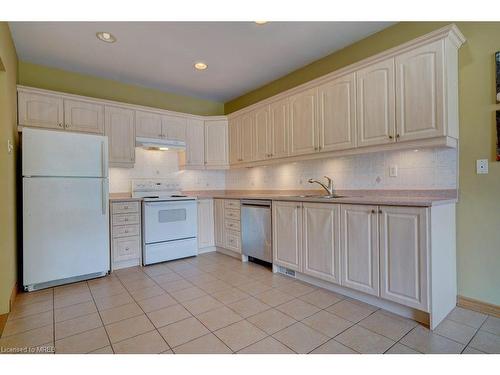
[241, 199, 272, 263]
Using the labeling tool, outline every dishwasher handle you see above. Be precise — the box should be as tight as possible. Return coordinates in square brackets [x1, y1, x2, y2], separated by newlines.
[241, 199, 272, 207]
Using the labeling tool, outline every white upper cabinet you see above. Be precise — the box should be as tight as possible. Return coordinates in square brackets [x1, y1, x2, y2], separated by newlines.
[273, 201, 302, 272]
[395, 40, 444, 141]
[63, 99, 104, 134]
[135, 110, 163, 139]
[204, 119, 228, 168]
[105, 106, 135, 167]
[254, 105, 271, 161]
[318, 72, 356, 152]
[302, 203, 341, 284]
[185, 118, 205, 168]
[18, 91, 64, 130]
[379, 206, 429, 311]
[289, 88, 318, 156]
[269, 98, 289, 159]
[356, 58, 395, 147]
[340, 204, 380, 296]
[162, 115, 186, 141]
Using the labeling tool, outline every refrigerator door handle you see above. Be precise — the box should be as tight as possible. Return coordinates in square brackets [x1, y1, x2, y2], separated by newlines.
[101, 140, 108, 178]
[102, 179, 108, 215]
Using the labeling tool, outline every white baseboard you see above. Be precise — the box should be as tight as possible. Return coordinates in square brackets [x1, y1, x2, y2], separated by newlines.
[198, 246, 216, 254]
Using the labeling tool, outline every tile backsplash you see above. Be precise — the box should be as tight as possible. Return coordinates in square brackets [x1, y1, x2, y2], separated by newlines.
[109, 147, 457, 193]
[225, 148, 457, 191]
[109, 148, 225, 193]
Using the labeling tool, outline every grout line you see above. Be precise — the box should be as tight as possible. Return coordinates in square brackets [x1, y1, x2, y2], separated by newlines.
[87, 280, 115, 354]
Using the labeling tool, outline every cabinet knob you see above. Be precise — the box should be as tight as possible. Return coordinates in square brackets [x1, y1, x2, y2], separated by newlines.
[125, 247, 129, 251]
[58, 123, 63, 128]
[158, 134, 163, 138]
[388, 135, 393, 139]
[371, 209, 376, 214]
[396, 134, 400, 139]
[66, 123, 70, 128]
[379, 210, 383, 214]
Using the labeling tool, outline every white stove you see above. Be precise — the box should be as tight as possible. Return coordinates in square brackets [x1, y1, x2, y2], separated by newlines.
[133, 180, 198, 265]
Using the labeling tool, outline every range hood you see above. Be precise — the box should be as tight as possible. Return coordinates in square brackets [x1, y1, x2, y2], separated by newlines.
[136, 137, 186, 151]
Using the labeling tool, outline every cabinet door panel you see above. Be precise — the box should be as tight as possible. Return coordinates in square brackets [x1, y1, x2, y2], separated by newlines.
[229, 117, 241, 164]
[162, 115, 186, 141]
[273, 201, 302, 271]
[303, 203, 341, 284]
[185, 119, 205, 167]
[18, 92, 63, 129]
[254, 106, 270, 161]
[240, 113, 255, 162]
[64, 99, 104, 134]
[198, 199, 215, 249]
[379, 206, 429, 311]
[214, 199, 225, 247]
[105, 106, 135, 167]
[269, 98, 289, 159]
[135, 110, 163, 139]
[318, 72, 356, 152]
[356, 58, 395, 147]
[289, 88, 318, 155]
[340, 204, 379, 296]
[396, 41, 444, 141]
[205, 120, 228, 167]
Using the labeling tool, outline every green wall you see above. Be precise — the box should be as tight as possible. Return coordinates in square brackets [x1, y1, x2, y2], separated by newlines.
[18, 61, 224, 116]
[0, 22, 18, 314]
[225, 22, 500, 306]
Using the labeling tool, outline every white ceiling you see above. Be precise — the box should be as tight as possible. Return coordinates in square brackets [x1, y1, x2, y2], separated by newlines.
[9, 22, 394, 102]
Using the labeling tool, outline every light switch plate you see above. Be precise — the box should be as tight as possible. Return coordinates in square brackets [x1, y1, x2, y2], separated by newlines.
[389, 165, 398, 177]
[7, 139, 13, 154]
[476, 159, 489, 174]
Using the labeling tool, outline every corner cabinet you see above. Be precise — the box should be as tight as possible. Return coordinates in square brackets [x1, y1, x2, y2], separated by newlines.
[185, 118, 205, 168]
[204, 119, 229, 168]
[105, 106, 135, 168]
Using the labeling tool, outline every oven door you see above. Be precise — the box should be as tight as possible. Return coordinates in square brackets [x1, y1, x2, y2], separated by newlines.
[144, 200, 197, 244]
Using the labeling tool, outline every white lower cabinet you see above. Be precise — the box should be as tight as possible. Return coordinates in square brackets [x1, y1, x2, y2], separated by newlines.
[213, 199, 241, 255]
[379, 206, 429, 311]
[110, 200, 142, 270]
[302, 203, 341, 284]
[272, 201, 439, 321]
[340, 204, 380, 296]
[197, 199, 215, 251]
[272, 201, 302, 271]
[214, 199, 225, 247]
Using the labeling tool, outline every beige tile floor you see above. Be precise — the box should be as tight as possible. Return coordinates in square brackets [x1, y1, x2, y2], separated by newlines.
[1, 252, 499, 354]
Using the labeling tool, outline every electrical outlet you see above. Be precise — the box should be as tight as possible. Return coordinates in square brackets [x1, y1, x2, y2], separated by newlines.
[389, 165, 398, 177]
[7, 139, 13, 154]
[476, 159, 489, 174]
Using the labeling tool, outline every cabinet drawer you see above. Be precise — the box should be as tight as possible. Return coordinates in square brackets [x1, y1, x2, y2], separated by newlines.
[224, 208, 240, 221]
[112, 213, 140, 226]
[224, 219, 240, 232]
[112, 201, 140, 214]
[113, 237, 141, 262]
[224, 200, 240, 210]
[225, 230, 241, 252]
[113, 224, 140, 238]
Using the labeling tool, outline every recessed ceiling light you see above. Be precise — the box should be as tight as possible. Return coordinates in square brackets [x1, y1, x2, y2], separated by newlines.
[255, 21, 268, 25]
[96, 32, 116, 43]
[194, 62, 208, 71]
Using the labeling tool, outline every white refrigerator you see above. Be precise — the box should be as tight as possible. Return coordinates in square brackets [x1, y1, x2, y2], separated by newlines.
[22, 128, 110, 291]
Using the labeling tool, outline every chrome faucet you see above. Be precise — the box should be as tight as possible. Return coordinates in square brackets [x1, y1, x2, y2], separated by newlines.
[308, 176, 335, 197]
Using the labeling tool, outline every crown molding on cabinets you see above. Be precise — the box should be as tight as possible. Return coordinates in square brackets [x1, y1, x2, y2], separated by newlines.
[226, 24, 465, 119]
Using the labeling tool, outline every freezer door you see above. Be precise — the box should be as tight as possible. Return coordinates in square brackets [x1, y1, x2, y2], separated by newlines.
[23, 177, 110, 287]
[22, 128, 108, 177]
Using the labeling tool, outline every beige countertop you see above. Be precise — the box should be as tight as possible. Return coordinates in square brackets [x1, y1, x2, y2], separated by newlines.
[110, 189, 457, 207]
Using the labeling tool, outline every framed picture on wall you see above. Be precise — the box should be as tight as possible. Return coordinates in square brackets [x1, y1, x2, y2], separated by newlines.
[496, 52, 500, 102]
[496, 110, 500, 161]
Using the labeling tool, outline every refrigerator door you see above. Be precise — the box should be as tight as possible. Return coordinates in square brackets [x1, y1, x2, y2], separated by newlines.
[22, 128, 108, 178]
[23, 177, 110, 288]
